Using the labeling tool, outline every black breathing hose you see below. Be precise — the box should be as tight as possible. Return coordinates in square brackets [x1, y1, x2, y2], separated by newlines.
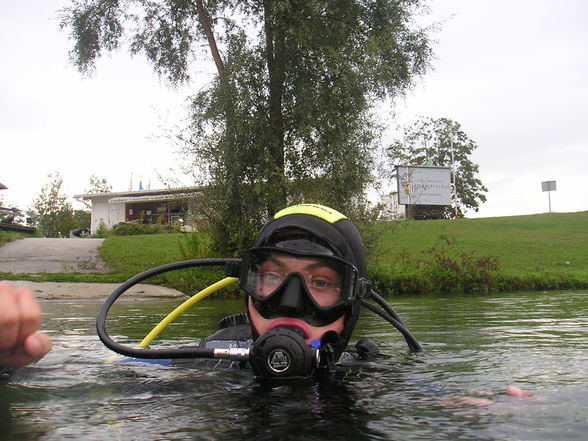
[96, 258, 423, 360]
[369, 290, 407, 327]
[360, 298, 423, 353]
[96, 258, 245, 360]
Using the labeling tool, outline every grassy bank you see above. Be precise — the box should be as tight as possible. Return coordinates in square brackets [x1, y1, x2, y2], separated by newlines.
[2, 211, 586, 295]
[369, 211, 588, 294]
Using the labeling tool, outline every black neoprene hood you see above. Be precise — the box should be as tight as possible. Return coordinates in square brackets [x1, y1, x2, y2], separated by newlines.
[253, 206, 367, 277]
[247, 204, 368, 361]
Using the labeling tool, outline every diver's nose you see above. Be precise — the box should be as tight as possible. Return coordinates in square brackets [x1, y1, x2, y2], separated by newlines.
[278, 275, 305, 314]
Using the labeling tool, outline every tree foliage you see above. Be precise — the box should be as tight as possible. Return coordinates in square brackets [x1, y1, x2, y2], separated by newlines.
[77, 175, 113, 210]
[27, 173, 77, 237]
[388, 117, 488, 217]
[61, 0, 433, 254]
[85, 175, 112, 194]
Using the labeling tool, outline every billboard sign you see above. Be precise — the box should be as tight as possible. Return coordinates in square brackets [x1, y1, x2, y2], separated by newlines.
[396, 165, 452, 206]
[541, 180, 556, 192]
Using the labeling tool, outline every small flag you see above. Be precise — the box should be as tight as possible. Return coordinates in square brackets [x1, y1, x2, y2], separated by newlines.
[139, 180, 144, 191]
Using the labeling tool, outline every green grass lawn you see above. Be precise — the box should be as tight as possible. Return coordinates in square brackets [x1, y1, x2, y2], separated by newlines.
[2, 211, 587, 295]
[99, 233, 188, 277]
[376, 212, 588, 271]
[370, 211, 588, 293]
[0, 230, 35, 246]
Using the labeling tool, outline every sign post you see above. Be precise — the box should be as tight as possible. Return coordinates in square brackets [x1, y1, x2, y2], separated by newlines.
[541, 180, 556, 213]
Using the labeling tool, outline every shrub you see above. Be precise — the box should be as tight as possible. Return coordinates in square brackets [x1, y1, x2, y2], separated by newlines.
[0, 230, 35, 245]
[179, 232, 215, 259]
[94, 220, 108, 238]
[370, 234, 500, 295]
[156, 232, 239, 297]
[423, 236, 499, 294]
[112, 223, 167, 236]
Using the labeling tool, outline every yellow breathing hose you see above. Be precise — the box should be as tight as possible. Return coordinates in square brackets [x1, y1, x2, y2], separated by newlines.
[138, 276, 239, 349]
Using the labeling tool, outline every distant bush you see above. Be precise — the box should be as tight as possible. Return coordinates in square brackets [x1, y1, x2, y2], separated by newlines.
[178, 232, 215, 259]
[370, 234, 500, 295]
[111, 223, 178, 236]
[424, 235, 499, 294]
[0, 230, 36, 246]
[94, 220, 108, 238]
[165, 232, 240, 297]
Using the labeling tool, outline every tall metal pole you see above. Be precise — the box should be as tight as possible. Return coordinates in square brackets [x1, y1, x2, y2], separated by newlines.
[450, 133, 457, 216]
[541, 180, 556, 213]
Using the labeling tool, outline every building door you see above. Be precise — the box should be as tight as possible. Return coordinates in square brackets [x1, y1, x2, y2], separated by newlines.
[108, 204, 122, 228]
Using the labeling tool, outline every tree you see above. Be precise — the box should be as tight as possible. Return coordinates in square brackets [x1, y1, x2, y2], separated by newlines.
[61, 0, 433, 254]
[28, 173, 76, 237]
[85, 175, 112, 194]
[388, 117, 488, 218]
[77, 175, 112, 210]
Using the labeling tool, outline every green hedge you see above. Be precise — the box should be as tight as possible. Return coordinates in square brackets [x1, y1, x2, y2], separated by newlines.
[112, 223, 176, 236]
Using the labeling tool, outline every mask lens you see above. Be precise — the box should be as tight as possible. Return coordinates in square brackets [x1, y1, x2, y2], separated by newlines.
[241, 249, 357, 308]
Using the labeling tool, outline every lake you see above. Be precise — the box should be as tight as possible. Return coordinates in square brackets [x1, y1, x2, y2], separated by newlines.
[1, 290, 587, 440]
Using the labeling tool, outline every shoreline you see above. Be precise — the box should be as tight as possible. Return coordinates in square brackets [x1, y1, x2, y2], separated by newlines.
[6, 280, 188, 300]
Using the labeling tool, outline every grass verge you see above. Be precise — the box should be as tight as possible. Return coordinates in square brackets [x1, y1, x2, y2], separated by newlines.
[1, 211, 587, 295]
[369, 211, 588, 294]
[0, 230, 35, 245]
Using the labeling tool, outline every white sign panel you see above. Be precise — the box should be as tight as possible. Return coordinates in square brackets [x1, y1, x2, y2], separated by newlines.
[396, 166, 452, 206]
[541, 180, 556, 192]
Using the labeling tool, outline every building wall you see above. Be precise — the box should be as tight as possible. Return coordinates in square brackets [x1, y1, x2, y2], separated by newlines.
[126, 201, 185, 224]
[381, 193, 406, 220]
[89, 196, 125, 233]
[108, 202, 126, 228]
[90, 196, 109, 234]
[80, 189, 199, 233]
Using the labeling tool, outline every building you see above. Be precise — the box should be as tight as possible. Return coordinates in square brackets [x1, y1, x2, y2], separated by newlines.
[0, 181, 36, 232]
[75, 187, 200, 234]
[380, 192, 406, 220]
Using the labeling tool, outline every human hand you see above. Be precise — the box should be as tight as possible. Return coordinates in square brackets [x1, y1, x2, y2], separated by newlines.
[442, 386, 535, 408]
[0, 282, 52, 367]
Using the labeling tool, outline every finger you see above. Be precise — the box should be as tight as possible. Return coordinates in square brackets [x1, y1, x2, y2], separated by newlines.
[15, 288, 42, 344]
[442, 396, 496, 407]
[506, 386, 533, 397]
[0, 334, 52, 367]
[23, 333, 52, 360]
[0, 347, 38, 367]
[0, 289, 20, 350]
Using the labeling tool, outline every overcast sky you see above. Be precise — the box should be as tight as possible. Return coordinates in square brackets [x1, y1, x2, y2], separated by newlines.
[1, 1, 586, 219]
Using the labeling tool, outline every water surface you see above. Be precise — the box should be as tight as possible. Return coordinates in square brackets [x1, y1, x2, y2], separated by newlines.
[2, 291, 587, 440]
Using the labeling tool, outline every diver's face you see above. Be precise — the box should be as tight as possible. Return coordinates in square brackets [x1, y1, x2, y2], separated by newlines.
[247, 254, 346, 344]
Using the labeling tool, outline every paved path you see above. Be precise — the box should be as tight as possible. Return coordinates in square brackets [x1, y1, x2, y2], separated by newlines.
[0, 238, 186, 299]
[0, 238, 109, 274]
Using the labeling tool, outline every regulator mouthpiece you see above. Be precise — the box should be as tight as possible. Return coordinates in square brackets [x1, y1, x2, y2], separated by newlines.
[249, 327, 320, 378]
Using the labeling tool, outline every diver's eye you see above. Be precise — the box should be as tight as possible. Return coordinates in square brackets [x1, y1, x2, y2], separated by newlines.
[306, 269, 343, 307]
[264, 272, 281, 284]
[311, 278, 329, 289]
[257, 271, 283, 296]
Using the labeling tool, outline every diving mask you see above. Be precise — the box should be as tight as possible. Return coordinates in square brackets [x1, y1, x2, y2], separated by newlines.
[240, 248, 361, 326]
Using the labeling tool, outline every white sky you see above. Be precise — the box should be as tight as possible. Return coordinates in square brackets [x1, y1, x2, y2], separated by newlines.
[1, 0, 587, 218]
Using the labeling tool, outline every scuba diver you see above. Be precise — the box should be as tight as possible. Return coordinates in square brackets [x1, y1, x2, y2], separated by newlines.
[97, 203, 422, 379]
